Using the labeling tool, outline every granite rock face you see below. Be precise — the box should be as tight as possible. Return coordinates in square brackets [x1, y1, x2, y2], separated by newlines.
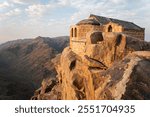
[32, 33, 150, 100]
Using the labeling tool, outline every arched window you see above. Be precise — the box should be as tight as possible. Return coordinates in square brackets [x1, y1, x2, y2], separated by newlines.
[71, 28, 73, 37]
[108, 25, 112, 32]
[74, 28, 77, 37]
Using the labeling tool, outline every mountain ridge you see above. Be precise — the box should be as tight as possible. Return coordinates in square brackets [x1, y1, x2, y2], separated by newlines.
[0, 36, 69, 99]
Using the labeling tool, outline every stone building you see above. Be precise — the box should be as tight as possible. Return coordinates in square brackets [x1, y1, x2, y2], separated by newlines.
[70, 14, 145, 55]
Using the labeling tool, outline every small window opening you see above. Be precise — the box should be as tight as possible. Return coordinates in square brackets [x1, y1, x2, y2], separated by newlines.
[71, 28, 73, 37]
[108, 25, 112, 32]
[75, 28, 77, 37]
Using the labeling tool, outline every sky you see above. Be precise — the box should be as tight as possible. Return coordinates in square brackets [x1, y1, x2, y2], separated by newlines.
[0, 0, 150, 43]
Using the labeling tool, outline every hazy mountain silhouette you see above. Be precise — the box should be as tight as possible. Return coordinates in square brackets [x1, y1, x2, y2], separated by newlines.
[0, 36, 69, 99]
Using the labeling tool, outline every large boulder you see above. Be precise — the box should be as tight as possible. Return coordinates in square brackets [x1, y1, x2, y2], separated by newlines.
[85, 32, 150, 67]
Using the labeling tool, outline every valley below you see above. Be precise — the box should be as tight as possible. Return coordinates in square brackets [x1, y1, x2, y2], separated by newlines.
[0, 36, 69, 99]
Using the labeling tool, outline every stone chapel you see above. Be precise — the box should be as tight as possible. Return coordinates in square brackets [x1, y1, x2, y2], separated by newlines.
[70, 14, 145, 55]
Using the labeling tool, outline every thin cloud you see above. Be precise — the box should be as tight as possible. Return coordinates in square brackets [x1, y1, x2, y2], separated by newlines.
[25, 4, 54, 17]
[0, 1, 11, 8]
[0, 8, 21, 20]
[25, 0, 71, 17]
[10, 0, 39, 4]
[57, 0, 70, 6]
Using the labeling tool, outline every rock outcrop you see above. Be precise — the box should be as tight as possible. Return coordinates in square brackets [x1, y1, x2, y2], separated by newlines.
[32, 32, 150, 100]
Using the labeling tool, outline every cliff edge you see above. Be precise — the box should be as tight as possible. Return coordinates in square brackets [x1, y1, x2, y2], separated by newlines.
[32, 32, 150, 100]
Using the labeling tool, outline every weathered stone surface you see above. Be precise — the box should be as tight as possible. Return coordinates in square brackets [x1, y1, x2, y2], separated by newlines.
[96, 51, 150, 100]
[31, 78, 61, 100]
[85, 32, 150, 67]
[86, 31, 103, 44]
[32, 33, 150, 100]
[82, 55, 107, 69]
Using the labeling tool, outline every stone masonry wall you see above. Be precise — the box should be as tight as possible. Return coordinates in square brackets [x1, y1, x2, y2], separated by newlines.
[70, 24, 103, 54]
[104, 22, 123, 32]
[71, 40, 86, 55]
[77, 25, 103, 40]
[124, 29, 144, 40]
[70, 22, 145, 56]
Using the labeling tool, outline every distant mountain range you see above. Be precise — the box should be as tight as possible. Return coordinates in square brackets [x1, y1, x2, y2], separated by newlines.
[0, 36, 69, 99]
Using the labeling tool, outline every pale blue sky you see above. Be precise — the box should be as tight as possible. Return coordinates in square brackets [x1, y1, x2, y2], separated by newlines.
[0, 0, 150, 43]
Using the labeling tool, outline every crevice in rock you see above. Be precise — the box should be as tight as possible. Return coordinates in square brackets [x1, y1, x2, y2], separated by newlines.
[45, 80, 57, 93]
[89, 67, 105, 70]
[88, 57, 108, 70]
[69, 60, 76, 70]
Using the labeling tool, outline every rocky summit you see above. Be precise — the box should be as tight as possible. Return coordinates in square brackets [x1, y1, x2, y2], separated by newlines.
[32, 32, 150, 100]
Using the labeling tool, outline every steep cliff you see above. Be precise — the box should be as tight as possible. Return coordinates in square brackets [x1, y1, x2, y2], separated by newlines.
[32, 33, 150, 100]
